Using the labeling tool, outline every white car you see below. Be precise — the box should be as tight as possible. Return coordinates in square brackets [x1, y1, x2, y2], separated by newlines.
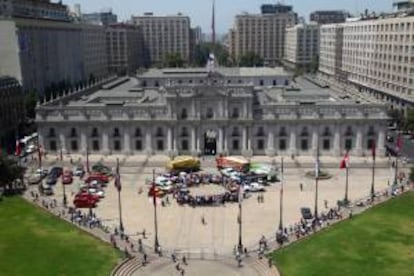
[244, 182, 265, 192]
[155, 176, 172, 186]
[25, 144, 36, 154]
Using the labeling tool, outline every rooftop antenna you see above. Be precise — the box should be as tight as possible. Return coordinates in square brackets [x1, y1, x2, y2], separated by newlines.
[211, 0, 215, 46]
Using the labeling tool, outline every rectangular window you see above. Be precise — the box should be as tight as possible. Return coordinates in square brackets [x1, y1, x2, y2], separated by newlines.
[279, 139, 286, 150]
[181, 140, 189, 151]
[323, 139, 330, 151]
[367, 139, 375, 150]
[71, 140, 78, 151]
[233, 140, 239, 150]
[135, 140, 142, 151]
[157, 140, 164, 151]
[49, 140, 57, 151]
[257, 139, 264, 150]
[301, 139, 308, 151]
[345, 139, 352, 151]
[92, 140, 100, 151]
[114, 140, 121, 151]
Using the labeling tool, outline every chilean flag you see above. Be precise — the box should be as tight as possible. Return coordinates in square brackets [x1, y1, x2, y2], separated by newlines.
[15, 140, 21, 156]
[340, 151, 350, 169]
[396, 134, 403, 153]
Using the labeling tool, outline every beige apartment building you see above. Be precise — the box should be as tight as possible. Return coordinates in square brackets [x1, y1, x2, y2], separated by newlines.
[131, 13, 191, 65]
[319, 14, 414, 111]
[105, 24, 145, 75]
[0, 18, 109, 95]
[229, 4, 297, 66]
[283, 22, 319, 71]
[0, 0, 70, 21]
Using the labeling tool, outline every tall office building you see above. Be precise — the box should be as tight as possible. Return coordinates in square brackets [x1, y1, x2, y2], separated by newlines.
[81, 24, 109, 80]
[284, 22, 320, 71]
[229, 4, 297, 66]
[319, 12, 414, 111]
[82, 9, 118, 26]
[0, 76, 25, 153]
[310, 10, 349, 24]
[0, 0, 71, 22]
[131, 13, 191, 65]
[106, 24, 145, 75]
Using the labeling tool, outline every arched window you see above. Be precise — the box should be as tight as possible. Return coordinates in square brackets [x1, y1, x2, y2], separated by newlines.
[70, 128, 77, 137]
[156, 127, 164, 137]
[91, 128, 99, 137]
[113, 128, 120, 137]
[256, 127, 265, 137]
[48, 128, 56, 137]
[181, 127, 189, 137]
[232, 127, 240, 137]
[300, 127, 309, 137]
[206, 108, 213, 119]
[181, 108, 188, 119]
[135, 128, 142, 137]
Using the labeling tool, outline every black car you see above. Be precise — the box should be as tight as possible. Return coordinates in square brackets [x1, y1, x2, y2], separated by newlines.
[49, 166, 63, 178]
[300, 207, 313, 220]
[46, 176, 58, 185]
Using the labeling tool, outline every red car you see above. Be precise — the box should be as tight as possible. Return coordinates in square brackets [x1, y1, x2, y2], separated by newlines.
[77, 190, 100, 202]
[73, 196, 97, 208]
[62, 174, 73, 185]
[85, 173, 109, 183]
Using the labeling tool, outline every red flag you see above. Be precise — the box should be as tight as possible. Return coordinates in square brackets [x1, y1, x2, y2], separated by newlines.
[340, 151, 350, 169]
[15, 140, 21, 156]
[371, 140, 376, 161]
[396, 134, 403, 153]
[115, 159, 121, 192]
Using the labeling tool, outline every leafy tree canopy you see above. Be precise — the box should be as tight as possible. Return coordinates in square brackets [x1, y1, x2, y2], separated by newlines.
[238, 52, 264, 67]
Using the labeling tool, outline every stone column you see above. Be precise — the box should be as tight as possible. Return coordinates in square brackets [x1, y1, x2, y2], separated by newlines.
[289, 127, 297, 156]
[123, 126, 131, 155]
[333, 126, 341, 156]
[196, 127, 200, 153]
[266, 129, 275, 156]
[80, 130, 87, 154]
[145, 127, 152, 155]
[223, 127, 228, 154]
[377, 127, 386, 157]
[167, 127, 172, 152]
[102, 128, 110, 155]
[218, 127, 224, 155]
[242, 126, 253, 157]
[191, 126, 197, 156]
[312, 128, 319, 155]
[242, 127, 247, 150]
[355, 126, 363, 156]
[59, 131, 67, 154]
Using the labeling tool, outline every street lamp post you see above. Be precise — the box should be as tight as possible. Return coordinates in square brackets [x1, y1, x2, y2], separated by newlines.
[344, 165, 349, 203]
[237, 197, 243, 253]
[278, 157, 284, 231]
[153, 169, 160, 253]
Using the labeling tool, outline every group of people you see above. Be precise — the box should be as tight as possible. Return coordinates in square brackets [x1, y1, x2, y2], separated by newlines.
[176, 191, 239, 207]
[171, 253, 187, 276]
[68, 208, 102, 229]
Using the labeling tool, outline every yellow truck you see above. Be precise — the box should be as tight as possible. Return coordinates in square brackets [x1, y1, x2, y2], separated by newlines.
[166, 156, 201, 172]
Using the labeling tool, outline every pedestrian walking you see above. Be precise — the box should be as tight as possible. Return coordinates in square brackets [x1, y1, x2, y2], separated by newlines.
[201, 215, 206, 225]
[300, 183, 303, 192]
[268, 258, 272, 268]
[324, 199, 328, 209]
[172, 253, 177, 262]
[142, 228, 146, 239]
[182, 256, 187, 265]
[180, 269, 185, 276]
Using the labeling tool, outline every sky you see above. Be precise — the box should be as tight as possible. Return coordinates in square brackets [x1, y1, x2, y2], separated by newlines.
[62, 0, 393, 33]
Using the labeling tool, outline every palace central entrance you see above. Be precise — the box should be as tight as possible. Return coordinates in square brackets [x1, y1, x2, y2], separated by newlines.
[203, 130, 217, 155]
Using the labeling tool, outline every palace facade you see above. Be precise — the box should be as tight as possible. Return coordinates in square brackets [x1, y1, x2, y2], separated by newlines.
[36, 66, 388, 157]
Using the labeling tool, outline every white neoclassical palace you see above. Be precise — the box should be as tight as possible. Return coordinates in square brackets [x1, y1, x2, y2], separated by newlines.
[36, 66, 389, 158]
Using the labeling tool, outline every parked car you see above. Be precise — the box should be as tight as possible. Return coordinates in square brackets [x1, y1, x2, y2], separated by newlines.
[243, 182, 265, 192]
[28, 174, 42, 185]
[46, 176, 57, 185]
[36, 168, 49, 178]
[74, 165, 85, 177]
[62, 174, 73, 185]
[300, 207, 313, 221]
[73, 193, 98, 208]
[85, 173, 109, 183]
[39, 183, 53, 196]
[49, 166, 63, 178]
[87, 188, 105, 198]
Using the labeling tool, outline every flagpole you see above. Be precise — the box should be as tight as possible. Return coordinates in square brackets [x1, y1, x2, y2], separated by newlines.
[393, 155, 399, 187]
[314, 145, 320, 219]
[238, 183, 243, 253]
[86, 143, 90, 173]
[116, 158, 124, 233]
[344, 164, 349, 203]
[370, 144, 376, 201]
[278, 157, 284, 231]
[153, 168, 160, 253]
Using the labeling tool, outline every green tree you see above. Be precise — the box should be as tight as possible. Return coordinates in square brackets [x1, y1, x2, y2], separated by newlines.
[404, 109, 414, 132]
[193, 42, 231, 67]
[409, 167, 414, 183]
[238, 52, 264, 67]
[0, 154, 25, 191]
[164, 53, 184, 68]
[25, 90, 38, 119]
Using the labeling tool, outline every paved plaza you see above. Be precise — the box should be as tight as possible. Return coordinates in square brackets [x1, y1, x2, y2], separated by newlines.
[36, 154, 404, 257]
